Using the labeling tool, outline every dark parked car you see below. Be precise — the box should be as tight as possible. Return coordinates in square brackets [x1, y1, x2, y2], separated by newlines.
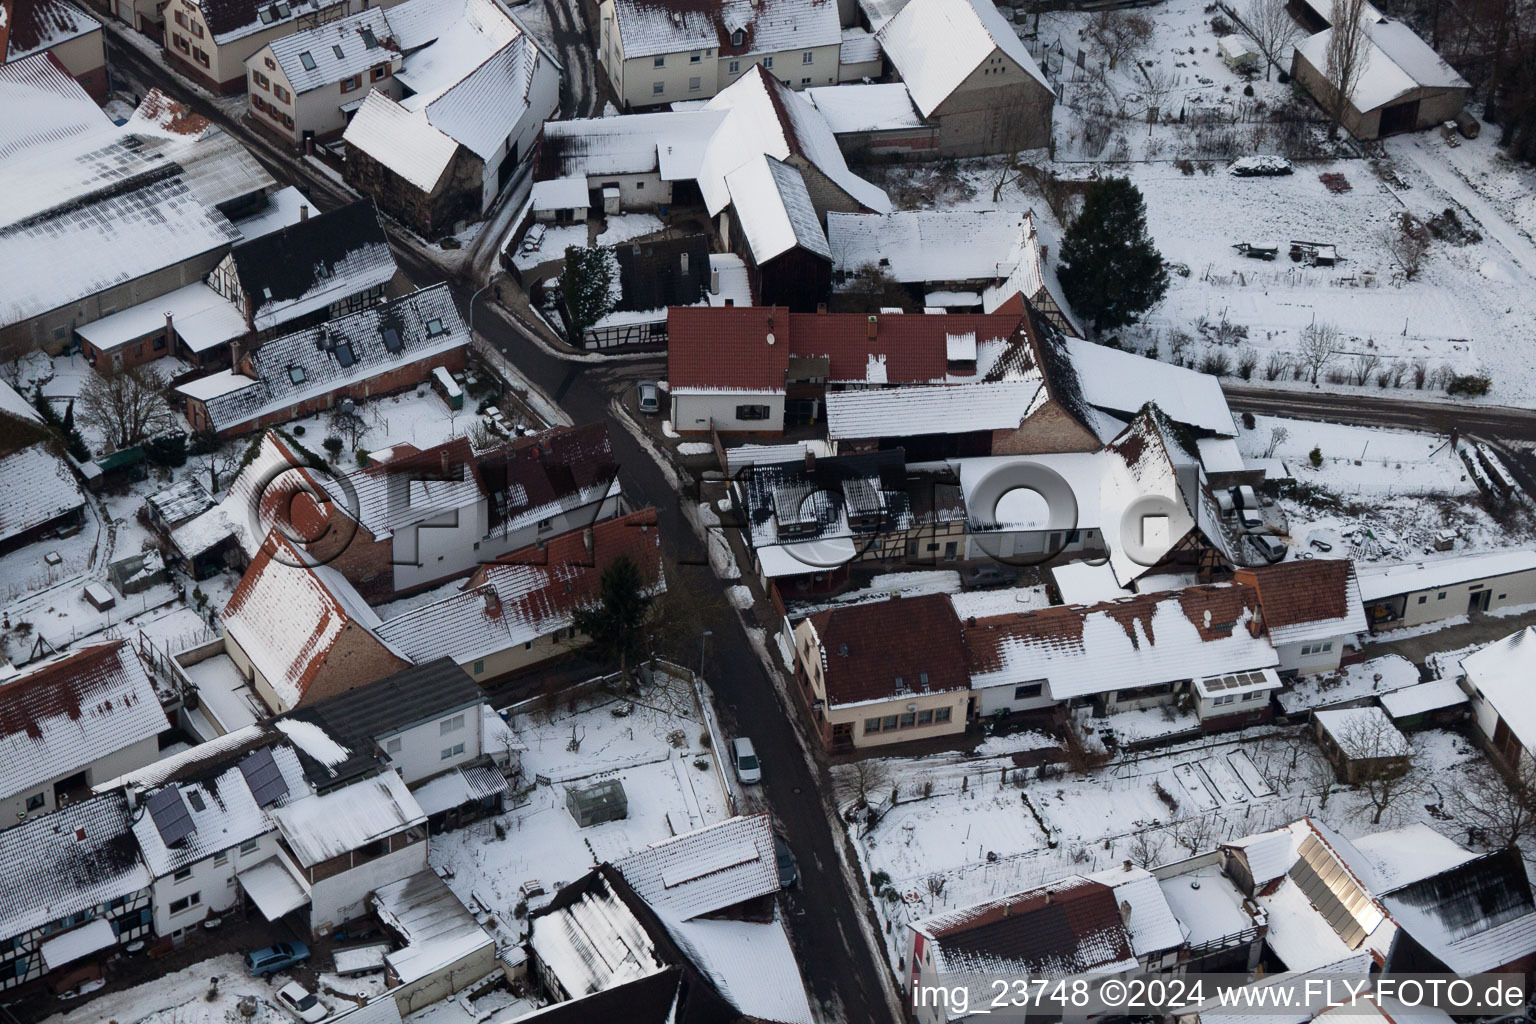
[962, 565, 1017, 590]
[246, 941, 311, 977]
[774, 835, 798, 889]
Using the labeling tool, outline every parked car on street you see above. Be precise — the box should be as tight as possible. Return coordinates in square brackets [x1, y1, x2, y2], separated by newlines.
[774, 835, 798, 888]
[637, 381, 660, 414]
[730, 737, 761, 785]
[962, 565, 1017, 590]
[276, 982, 329, 1022]
[246, 941, 311, 977]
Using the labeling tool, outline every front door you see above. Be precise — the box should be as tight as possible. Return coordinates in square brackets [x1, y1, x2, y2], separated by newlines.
[831, 722, 853, 749]
[1469, 589, 1492, 614]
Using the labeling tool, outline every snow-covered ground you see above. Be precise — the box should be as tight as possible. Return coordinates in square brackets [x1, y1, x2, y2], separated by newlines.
[430, 671, 731, 940]
[43, 953, 315, 1024]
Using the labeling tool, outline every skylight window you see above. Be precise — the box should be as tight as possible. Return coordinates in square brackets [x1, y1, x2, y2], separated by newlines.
[258, 6, 275, 22]
[288, 365, 306, 384]
[425, 317, 445, 337]
[381, 326, 402, 353]
[275, 1, 290, 16]
[361, 27, 378, 47]
[333, 44, 345, 60]
[334, 340, 356, 368]
[299, 50, 316, 70]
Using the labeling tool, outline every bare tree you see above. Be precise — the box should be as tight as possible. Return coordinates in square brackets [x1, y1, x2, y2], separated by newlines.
[1351, 351, 1382, 385]
[1242, 0, 1301, 81]
[990, 97, 1052, 201]
[1300, 746, 1339, 810]
[1297, 322, 1340, 383]
[1264, 425, 1290, 458]
[0, 344, 25, 390]
[1085, 10, 1154, 70]
[1127, 829, 1168, 868]
[1454, 757, 1536, 851]
[77, 365, 175, 452]
[329, 403, 367, 451]
[1324, 0, 1373, 138]
[835, 758, 893, 811]
[1382, 212, 1431, 279]
[1339, 713, 1415, 824]
[194, 449, 240, 494]
[1173, 813, 1218, 853]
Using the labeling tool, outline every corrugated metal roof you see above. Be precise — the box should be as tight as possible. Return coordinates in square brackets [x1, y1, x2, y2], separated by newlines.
[616, 814, 779, 920]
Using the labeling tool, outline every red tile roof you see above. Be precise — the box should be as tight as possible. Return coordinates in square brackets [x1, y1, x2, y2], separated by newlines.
[922, 876, 1135, 974]
[667, 306, 1024, 391]
[667, 306, 790, 391]
[808, 592, 967, 706]
[1234, 559, 1352, 629]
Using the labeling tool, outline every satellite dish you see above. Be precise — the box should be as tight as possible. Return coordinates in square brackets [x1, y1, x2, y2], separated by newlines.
[766, 332, 776, 346]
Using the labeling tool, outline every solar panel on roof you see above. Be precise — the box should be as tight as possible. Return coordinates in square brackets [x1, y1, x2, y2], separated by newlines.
[239, 747, 289, 807]
[146, 788, 195, 846]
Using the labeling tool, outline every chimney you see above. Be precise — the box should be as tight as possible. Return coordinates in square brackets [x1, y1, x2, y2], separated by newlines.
[804, 448, 815, 472]
[483, 589, 502, 616]
[300, 203, 310, 222]
[967, 616, 976, 627]
[1040, 243, 1049, 263]
[441, 448, 450, 473]
[164, 311, 176, 349]
[866, 314, 878, 341]
[710, 266, 720, 294]
[583, 527, 594, 553]
[1120, 899, 1133, 925]
[680, 251, 690, 275]
[230, 337, 243, 367]
[1123, 859, 1133, 872]
[816, 302, 827, 314]
[1043, 890, 1053, 905]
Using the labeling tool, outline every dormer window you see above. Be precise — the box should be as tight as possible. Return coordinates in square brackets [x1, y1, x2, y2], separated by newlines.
[731, 28, 744, 46]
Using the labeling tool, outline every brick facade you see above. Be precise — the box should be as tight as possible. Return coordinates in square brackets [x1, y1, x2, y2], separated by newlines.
[343, 144, 480, 238]
[990, 398, 1102, 455]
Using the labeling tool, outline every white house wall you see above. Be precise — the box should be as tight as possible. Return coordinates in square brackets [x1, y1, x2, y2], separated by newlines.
[475, 55, 561, 214]
[378, 706, 485, 784]
[151, 832, 283, 936]
[310, 841, 429, 934]
[2, 733, 162, 824]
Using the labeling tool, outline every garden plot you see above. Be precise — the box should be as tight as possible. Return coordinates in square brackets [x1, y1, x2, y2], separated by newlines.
[1236, 415, 1472, 496]
[430, 672, 730, 938]
[850, 724, 1497, 972]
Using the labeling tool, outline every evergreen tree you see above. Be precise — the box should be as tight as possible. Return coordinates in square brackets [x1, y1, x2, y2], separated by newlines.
[61, 400, 90, 462]
[571, 556, 652, 675]
[1058, 177, 1169, 333]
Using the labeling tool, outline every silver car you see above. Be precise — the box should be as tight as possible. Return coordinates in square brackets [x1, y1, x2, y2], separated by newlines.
[637, 381, 660, 415]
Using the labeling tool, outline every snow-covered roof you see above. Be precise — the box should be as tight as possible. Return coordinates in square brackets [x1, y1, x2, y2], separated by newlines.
[1051, 560, 1128, 605]
[1357, 549, 1536, 602]
[4, 0, 100, 66]
[698, 65, 890, 216]
[828, 209, 1033, 283]
[1351, 823, 1474, 891]
[0, 641, 169, 804]
[1377, 849, 1536, 974]
[0, 792, 151, 941]
[197, 0, 351, 45]
[1314, 706, 1409, 759]
[376, 508, 664, 664]
[1258, 876, 1362, 971]
[1066, 339, 1235, 436]
[1460, 627, 1536, 751]
[1236, 559, 1367, 647]
[0, 440, 85, 546]
[372, 871, 494, 984]
[723, 154, 830, 263]
[232, 186, 311, 242]
[0, 50, 112, 165]
[228, 200, 396, 333]
[529, 869, 667, 997]
[1086, 864, 1184, 956]
[825, 379, 1045, 439]
[1296, 17, 1468, 113]
[1379, 678, 1467, 719]
[838, 26, 881, 65]
[222, 532, 409, 710]
[1224, 827, 1298, 887]
[261, 8, 396, 94]
[170, 431, 305, 560]
[132, 743, 308, 878]
[966, 583, 1276, 701]
[608, 0, 839, 59]
[531, 175, 590, 211]
[1157, 862, 1259, 947]
[343, 89, 459, 193]
[0, 173, 238, 330]
[615, 814, 779, 921]
[539, 109, 726, 179]
[806, 82, 922, 133]
[75, 282, 247, 355]
[916, 875, 1140, 978]
[270, 769, 424, 866]
[182, 284, 467, 435]
[876, 0, 1049, 117]
[411, 34, 545, 161]
[663, 914, 814, 1024]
